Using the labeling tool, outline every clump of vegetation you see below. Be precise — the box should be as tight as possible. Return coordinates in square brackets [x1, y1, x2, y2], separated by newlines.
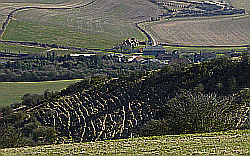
[0, 105, 58, 148]
[0, 52, 159, 82]
[139, 90, 249, 136]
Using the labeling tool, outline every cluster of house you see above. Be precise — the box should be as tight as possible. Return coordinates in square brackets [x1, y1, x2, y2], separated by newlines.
[155, 0, 246, 19]
[121, 38, 140, 48]
[127, 45, 243, 64]
[69, 45, 244, 65]
[128, 46, 191, 64]
[113, 38, 147, 52]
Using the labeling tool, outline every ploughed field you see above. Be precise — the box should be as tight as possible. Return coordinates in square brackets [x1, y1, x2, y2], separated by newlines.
[149, 17, 249, 46]
[1, 0, 164, 49]
[145, 0, 250, 46]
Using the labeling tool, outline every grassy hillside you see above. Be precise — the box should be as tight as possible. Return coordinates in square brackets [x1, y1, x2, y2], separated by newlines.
[1, 129, 249, 155]
[2, 20, 122, 49]
[1, 0, 164, 49]
[0, 79, 82, 107]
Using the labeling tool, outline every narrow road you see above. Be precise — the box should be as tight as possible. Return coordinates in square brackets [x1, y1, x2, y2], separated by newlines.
[135, 22, 158, 46]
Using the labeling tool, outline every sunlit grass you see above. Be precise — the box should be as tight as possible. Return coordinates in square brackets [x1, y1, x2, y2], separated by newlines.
[0, 79, 82, 107]
[2, 20, 124, 49]
[1, 129, 249, 155]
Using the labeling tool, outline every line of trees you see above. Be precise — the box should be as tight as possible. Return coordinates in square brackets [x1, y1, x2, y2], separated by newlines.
[0, 52, 161, 82]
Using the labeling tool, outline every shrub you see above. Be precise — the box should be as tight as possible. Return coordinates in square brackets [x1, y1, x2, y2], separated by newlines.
[139, 90, 250, 136]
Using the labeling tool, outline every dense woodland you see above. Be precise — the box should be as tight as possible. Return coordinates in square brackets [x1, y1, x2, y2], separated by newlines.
[0, 52, 160, 82]
[0, 53, 249, 148]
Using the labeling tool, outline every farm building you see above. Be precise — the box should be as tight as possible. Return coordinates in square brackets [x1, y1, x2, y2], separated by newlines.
[128, 55, 144, 63]
[156, 52, 180, 59]
[141, 58, 163, 64]
[143, 46, 167, 55]
[169, 57, 191, 64]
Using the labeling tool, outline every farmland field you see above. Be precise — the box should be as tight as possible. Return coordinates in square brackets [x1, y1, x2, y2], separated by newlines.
[0, 79, 82, 107]
[1, 129, 249, 155]
[0, 42, 49, 54]
[2, 20, 121, 49]
[147, 16, 249, 46]
[143, 0, 250, 46]
[1, 0, 165, 49]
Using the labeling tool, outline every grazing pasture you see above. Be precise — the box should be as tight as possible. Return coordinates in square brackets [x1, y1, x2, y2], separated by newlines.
[148, 16, 249, 46]
[1, 129, 249, 155]
[0, 79, 82, 107]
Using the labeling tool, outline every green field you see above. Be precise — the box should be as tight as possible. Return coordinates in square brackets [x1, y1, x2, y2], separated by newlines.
[0, 79, 82, 107]
[0, 42, 49, 54]
[1, 129, 249, 155]
[2, 20, 122, 49]
[1, 0, 161, 49]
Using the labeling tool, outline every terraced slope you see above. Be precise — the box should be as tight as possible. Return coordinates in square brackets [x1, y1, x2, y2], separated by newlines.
[1, 0, 164, 49]
[23, 66, 249, 142]
[27, 75, 156, 142]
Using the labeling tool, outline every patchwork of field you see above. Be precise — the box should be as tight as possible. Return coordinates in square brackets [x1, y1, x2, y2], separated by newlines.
[0, 79, 82, 107]
[1, 129, 249, 155]
[149, 16, 249, 46]
[1, 0, 164, 49]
